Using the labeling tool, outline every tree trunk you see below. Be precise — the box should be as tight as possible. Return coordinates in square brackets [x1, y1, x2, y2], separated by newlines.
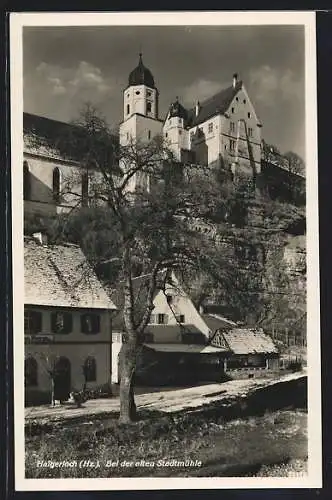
[119, 341, 137, 423]
[51, 377, 55, 407]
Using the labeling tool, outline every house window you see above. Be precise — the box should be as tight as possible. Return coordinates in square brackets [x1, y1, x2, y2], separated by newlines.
[179, 130, 182, 135]
[243, 99, 247, 104]
[248, 127, 253, 137]
[149, 314, 156, 324]
[176, 314, 185, 323]
[208, 123, 213, 133]
[127, 104, 130, 115]
[231, 107, 234, 113]
[24, 310, 42, 335]
[157, 314, 168, 325]
[148, 130, 151, 139]
[83, 357, 96, 382]
[81, 172, 89, 207]
[165, 132, 168, 138]
[146, 102, 152, 113]
[112, 332, 123, 343]
[52, 167, 61, 203]
[247, 112, 251, 118]
[81, 313, 100, 334]
[25, 357, 38, 387]
[230, 122, 235, 133]
[236, 97, 239, 102]
[51, 311, 72, 334]
[230, 139, 236, 152]
[23, 161, 31, 201]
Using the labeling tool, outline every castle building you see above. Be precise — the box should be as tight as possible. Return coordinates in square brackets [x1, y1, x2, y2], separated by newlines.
[22, 53, 303, 217]
[119, 54, 263, 190]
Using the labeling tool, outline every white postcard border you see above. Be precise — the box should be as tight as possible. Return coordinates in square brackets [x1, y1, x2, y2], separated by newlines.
[10, 10, 321, 491]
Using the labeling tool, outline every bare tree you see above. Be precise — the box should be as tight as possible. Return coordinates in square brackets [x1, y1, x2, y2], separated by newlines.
[29, 103, 305, 422]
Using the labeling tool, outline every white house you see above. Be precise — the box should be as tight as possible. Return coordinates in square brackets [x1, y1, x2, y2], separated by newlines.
[110, 271, 231, 384]
[24, 233, 117, 404]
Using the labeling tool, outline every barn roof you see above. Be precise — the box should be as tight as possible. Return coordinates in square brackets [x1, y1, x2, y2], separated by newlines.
[210, 328, 278, 355]
[24, 236, 116, 310]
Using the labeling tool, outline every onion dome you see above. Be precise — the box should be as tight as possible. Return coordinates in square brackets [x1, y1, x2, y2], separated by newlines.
[168, 97, 188, 121]
[128, 53, 155, 88]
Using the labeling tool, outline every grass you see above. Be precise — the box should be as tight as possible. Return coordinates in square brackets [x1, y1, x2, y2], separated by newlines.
[25, 408, 307, 478]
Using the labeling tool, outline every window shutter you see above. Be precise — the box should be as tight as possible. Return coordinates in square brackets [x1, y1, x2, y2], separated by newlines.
[81, 314, 87, 333]
[93, 314, 100, 333]
[149, 314, 155, 324]
[34, 312, 42, 333]
[64, 313, 73, 334]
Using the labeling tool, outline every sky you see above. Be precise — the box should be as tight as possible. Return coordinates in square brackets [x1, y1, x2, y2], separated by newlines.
[23, 25, 305, 158]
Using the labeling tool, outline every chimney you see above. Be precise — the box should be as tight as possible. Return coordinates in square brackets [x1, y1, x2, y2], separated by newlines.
[32, 232, 48, 245]
[195, 100, 200, 117]
[232, 73, 238, 88]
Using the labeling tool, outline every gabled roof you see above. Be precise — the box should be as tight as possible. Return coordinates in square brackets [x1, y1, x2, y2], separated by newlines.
[110, 270, 175, 330]
[187, 81, 243, 127]
[202, 313, 237, 333]
[24, 112, 75, 140]
[24, 236, 116, 310]
[210, 328, 278, 355]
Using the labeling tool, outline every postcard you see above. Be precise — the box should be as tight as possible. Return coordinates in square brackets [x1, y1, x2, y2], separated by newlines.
[10, 11, 321, 491]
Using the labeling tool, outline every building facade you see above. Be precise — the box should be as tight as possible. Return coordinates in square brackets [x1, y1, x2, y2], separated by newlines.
[24, 234, 117, 404]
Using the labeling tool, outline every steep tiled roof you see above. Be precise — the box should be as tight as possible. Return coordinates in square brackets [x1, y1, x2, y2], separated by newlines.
[202, 313, 236, 333]
[211, 328, 278, 355]
[24, 236, 116, 310]
[187, 81, 243, 127]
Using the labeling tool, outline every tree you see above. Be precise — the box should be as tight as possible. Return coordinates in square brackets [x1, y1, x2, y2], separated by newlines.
[30, 103, 305, 422]
[284, 151, 305, 177]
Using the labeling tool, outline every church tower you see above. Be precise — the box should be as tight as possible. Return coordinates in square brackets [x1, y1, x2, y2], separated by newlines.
[120, 54, 162, 147]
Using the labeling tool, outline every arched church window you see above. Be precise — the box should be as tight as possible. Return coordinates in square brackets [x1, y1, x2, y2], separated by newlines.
[127, 104, 130, 115]
[146, 102, 152, 113]
[81, 172, 89, 207]
[52, 167, 61, 203]
[23, 161, 31, 200]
